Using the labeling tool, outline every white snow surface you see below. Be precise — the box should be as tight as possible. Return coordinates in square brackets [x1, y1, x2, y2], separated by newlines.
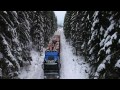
[18, 50, 44, 79]
[97, 63, 105, 72]
[118, 39, 120, 44]
[18, 28, 90, 79]
[0, 68, 2, 77]
[115, 60, 120, 68]
[106, 48, 111, 54]
[3, 11, 7, 14]
[0, 52, 3, 59]
[56, 28, 90, 79]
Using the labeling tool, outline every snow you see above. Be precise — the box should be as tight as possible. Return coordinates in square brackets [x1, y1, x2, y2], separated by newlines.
[87, 15, 89, 20]
[0, 52, 3, 59]
[81, 42, 85, 49]
[104, 35, 111, 44]
[18, 28, 90, 79]
[104, 40, 112, 47]
[3, 11, 7, 14]
[6, 60, 13, 66]
[108, 22, 115, 32]
[103, 32, 117, 49]
[104, 22, 115, 38]
[97, 63, 105, 72]
[100, 26, 104, 35]
[94, 72, 99, 79]
[109, 16, 113, 21]
[91, 31, 96, 40]
[94, 11, 99, 18]
[57, 28, 90, 79]
[0, 68, 2, 77]
[94, 62, 105, 79]
[18, 50, 44, 79]
[13, 11, 18, 18]
[104, 30, 109, 38]
[102, 32, 117, 51]
[115, 60, 120, 68]
[91, 19, 99, 31]
[118, 39, 120, 44]
[100, 39, 105, 47]
[94, 54, 111, 79]
[96, 54, 111, 78]
[111, 32, 117, 40]
[89, 47, 94, 54]
[12, 37, 19, 43]
[25, 19, 30, 30]
[106, 48, 111, 54]
[93, 11, 99, 21]
[105, 55, 111, 63]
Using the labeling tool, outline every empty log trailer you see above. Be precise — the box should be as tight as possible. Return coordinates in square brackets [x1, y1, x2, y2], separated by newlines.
[42, 35, 61, 79]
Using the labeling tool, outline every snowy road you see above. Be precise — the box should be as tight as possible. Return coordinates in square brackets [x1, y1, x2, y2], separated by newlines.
[55, 28, 90, 79]
[18, 28, 90, 79]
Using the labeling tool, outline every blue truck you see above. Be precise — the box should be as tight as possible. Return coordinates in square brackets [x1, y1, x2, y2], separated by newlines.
[42, 35, 60, 79]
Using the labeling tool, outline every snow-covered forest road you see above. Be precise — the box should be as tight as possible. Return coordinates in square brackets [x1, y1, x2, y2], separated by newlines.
[18, 28, 90, 79]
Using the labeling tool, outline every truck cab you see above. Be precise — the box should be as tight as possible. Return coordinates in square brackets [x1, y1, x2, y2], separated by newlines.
[43, 51, 60, 79]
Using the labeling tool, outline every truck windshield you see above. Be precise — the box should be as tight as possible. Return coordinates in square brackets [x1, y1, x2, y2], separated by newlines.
[48, 56, 54, 60]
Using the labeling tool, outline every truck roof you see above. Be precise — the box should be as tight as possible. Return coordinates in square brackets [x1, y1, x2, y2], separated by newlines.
[44, 51, 59, 61]
[45, 51, 59, 56]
